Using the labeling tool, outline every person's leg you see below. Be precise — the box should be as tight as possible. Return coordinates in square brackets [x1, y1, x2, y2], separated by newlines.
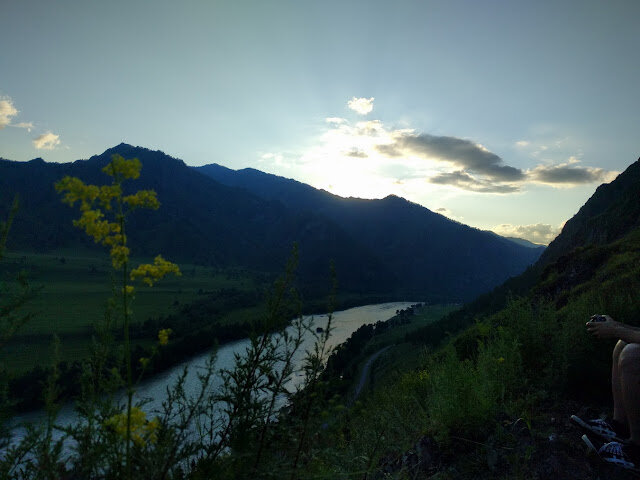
[613, 340, 628, 425]
[618, 343, 640, 445]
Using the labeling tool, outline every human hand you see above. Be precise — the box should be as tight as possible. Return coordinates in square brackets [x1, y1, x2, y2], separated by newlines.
[586, 315, 621, 339]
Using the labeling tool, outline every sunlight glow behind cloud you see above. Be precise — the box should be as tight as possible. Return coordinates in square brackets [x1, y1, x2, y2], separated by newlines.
[260, 103, 618, 204]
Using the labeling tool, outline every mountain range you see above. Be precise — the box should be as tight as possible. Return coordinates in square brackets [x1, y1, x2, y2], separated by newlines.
[194, 161, 545, 300]
[0, 143, 543, 301]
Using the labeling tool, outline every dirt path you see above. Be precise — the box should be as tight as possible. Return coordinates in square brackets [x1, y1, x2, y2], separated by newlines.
[351, 345, 393, 402]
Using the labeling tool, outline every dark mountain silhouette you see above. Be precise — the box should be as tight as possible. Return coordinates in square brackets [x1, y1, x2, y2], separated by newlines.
[0, 144, 394, 295]
[0, 144, 546, 301]
[434, 157, 640, 326]
[196, 163, 544, 301]
[538, 158, 640, 266]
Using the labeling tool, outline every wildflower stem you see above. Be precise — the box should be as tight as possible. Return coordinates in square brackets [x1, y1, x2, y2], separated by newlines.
[118, 204, 133, 480]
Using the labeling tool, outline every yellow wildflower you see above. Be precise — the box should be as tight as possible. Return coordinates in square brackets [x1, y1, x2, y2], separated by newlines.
[109, 244, 130, 269]
[158, 328, 172, 346]
[56, 177, 100, 209]
[103, 406, 159, 447]
[123, 190, 160, 210]
[497, 357, 505, 364]
[56, 155, 164, 274]
[97, 184, 121, 210]
[139, 357, 150, 369]
[102, 154, 141, 180]
[72, 208, 116, 244]
[130, 255, 181, 286]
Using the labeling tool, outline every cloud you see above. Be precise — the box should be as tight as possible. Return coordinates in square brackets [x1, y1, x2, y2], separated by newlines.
[374, 130, 618, 192]
[493, 223, 560, 245]
[347, 97, 374, 115]
[325, 117, 346, 124]
[33, 132, 61, 150]
[429, 170, 520, 193]
[12, 122, 34, 132]
[378, 131, 525, 182]
[515, 140, 529, 147]
[0, 96, 35, 132]
[345, 148, 368, 158]
[529, 163, 617, 185]
[0, 98, 18, 129]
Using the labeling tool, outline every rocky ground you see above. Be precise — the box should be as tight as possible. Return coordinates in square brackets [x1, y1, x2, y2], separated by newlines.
[373, 400, 638, 479]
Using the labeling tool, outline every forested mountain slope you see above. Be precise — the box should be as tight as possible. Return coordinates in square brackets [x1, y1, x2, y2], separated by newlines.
[197, 163, 544, 300]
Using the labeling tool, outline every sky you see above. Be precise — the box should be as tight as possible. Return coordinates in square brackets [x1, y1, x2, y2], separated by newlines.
[1, 0, 638, 245]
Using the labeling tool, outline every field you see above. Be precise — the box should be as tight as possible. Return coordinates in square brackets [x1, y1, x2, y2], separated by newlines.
[0, 249, 261, 372]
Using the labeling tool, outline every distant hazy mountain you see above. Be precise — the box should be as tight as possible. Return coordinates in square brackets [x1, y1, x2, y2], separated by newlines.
[196, 163, 544, 301]
[504, 237, 546, 249]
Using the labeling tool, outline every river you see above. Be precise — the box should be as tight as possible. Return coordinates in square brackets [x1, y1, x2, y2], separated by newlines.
[6, 301, 416, 448]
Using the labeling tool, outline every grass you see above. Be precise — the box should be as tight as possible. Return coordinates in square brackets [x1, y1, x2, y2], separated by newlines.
[348, 304, 459, 396]
[0, 249, 261, 372]
[315, 231, 640, 478]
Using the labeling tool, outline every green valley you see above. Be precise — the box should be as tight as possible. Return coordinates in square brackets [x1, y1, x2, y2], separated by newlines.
[0, 249, 261, 373]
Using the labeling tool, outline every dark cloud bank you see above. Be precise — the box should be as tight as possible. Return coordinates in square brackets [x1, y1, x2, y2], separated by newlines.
[377, 132, 613, 192]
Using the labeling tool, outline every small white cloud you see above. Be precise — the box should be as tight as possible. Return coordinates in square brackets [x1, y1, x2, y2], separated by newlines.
[515, 140, 529, 147]
[325, 117, 346, 124]
[33, 131, 61, 150]
[0, 98, 18, 129]
[12, 122, 34, 132]
[347, 97, 374, 115]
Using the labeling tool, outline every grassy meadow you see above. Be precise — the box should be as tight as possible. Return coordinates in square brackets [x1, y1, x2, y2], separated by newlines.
[0, 249, 260, 373]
